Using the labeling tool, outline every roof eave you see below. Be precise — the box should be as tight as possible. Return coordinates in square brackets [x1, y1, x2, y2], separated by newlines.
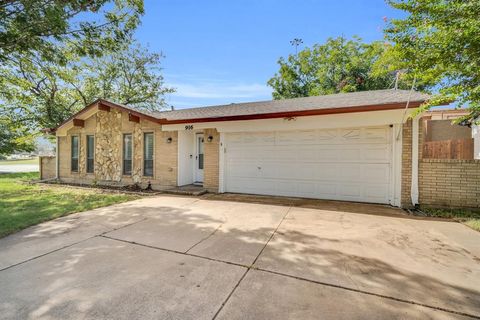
[50, 99, 161, 133]
[157, 100, 429, 125]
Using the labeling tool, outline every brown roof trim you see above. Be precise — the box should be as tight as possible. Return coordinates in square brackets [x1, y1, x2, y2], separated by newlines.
[158, 100, 427, 125]
[51, 97, 438, 132]
[98, 99, 160, 124]
[52, 99, 160, 132]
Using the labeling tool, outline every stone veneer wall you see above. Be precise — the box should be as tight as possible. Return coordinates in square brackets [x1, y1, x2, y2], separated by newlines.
[203, 128, 220, 192]
[95, 110, 122, 181]
[57, 108, 177, 190]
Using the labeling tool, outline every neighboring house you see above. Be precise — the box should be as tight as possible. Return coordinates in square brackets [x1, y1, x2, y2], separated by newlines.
[46, 89, 480, 209]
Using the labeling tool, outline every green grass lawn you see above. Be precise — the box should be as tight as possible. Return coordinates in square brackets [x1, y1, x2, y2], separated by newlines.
[421, 207, 480, 232]
[0, 172, 140, 238]
[0, 157, 39, 165]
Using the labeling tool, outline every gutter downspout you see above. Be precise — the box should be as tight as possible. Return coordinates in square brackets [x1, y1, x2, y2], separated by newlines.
[411, 116, 419, 206]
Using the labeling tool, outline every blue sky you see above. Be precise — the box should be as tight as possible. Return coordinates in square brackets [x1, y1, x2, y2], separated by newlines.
[135, 0, 405, 109]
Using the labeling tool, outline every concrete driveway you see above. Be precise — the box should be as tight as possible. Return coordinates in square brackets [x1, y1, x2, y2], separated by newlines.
[0, 195, 479, 320]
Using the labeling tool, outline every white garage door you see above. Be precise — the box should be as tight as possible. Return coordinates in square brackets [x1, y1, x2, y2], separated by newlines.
[224, 126, 393, 204]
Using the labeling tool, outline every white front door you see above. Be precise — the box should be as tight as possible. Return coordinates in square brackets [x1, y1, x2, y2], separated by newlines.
[224, 126, 393, 204]
[194, 133, 204, 183]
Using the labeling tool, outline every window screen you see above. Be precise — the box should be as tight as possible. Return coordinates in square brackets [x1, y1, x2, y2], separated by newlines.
[71, 136, 79, 172]
[144, 133, 154, 176]
[123, 134, 133, 175]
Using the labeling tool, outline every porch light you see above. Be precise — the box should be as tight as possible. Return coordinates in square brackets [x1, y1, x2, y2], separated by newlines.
[207, 135, 213, 142]
[166, 137, 173, 143]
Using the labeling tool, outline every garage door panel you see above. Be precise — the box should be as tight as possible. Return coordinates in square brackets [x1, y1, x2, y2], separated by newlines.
[364, 146, 391, 161]
[277, 130, 318, 144]
[298, 148, 319, 162]
[338, 165, 362, 181]
[338, 183, 362, 197]
[227, 162, 260, 177]
[317, 184, 337, 197]
[341, 129, 361, 141]
[313, 165, 338, 180]
[364, 184, 390, 199]
[244, 132, 275, 145]
[318, 129, 338, 140]
[366, 127, 390, 142]
[226, 177, 271, 194]
[341, 148, 364, 162]
[263, 148, 297, 161]
[224, 126, 393, 204]
[317, 149, 341, 161]
[297, 182, 319, 197]
[362, 164, 390, 182]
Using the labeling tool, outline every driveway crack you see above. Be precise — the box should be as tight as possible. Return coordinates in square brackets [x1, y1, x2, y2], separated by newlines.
[211, 206, 292, 320]
[185, 219, 225, 254]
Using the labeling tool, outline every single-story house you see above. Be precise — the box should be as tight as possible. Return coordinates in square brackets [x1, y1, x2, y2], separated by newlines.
[49, 89, 466, 208]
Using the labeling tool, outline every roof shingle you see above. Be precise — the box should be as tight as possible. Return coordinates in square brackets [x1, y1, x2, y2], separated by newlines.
[154, 89, 430, 121]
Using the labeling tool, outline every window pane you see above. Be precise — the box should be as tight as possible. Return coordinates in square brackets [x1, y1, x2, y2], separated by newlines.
[71, 159, 78, 172]
[71, 136, 79, 172]
[144, 133, 153, 176]
[144, 160, 153, 176]
[198, 136, 204, 170]
[86, 135, 94, 173]
[123, 159, 132, 175]
[87, 159, 94, 173]
[123, 134, 132, 160]
[123, 134, 132, 175]
[71, 136, 79, 159]
[198, 154, 204, 170]
[144, 133, 153, 160]
[87, 136, 94, 159]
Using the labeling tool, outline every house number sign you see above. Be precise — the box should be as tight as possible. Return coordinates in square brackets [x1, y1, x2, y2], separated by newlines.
[185, 125, 194, 130]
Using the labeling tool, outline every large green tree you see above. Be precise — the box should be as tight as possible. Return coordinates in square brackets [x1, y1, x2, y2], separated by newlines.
[0, 38, 174, 131]
[0, 118, 35, 156]
[383, 0, 480, 123]
[268, 36, 417, 99]
[0, 1, 175, 155]
[0, 0, 144, 62]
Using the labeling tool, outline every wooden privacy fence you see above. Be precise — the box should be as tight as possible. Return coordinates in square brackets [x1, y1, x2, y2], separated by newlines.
[423, 138, 474, 159]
